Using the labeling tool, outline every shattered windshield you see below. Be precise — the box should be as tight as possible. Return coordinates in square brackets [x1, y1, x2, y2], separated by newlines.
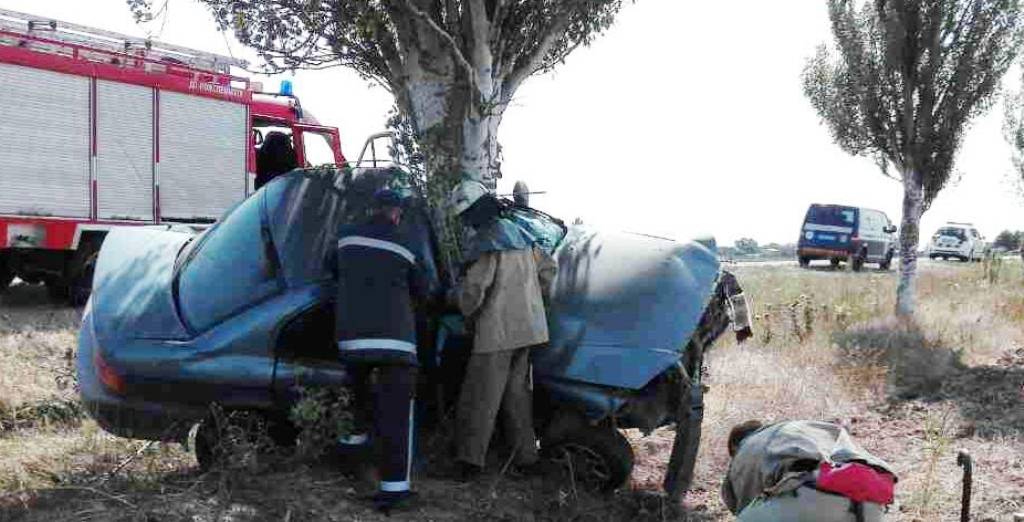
[507, 207, 567, 254]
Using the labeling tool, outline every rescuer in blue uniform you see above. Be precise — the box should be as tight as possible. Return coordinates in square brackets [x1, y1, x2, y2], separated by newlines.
[335, 189, 426, 513]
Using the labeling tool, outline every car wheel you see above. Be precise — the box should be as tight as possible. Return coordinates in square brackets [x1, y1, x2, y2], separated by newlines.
[0, 256, 12, 293]
[68, 251, 99, 307]
[663, 383, 704, 498]
[194, 418, 220, 472]
[830, 258, 841, 268]
[543, 425, 634, 493]
[193, 410, 280, 472]
[45, 276, 70, 302]
[879, 252, 893, 271]
[798, 257, 810, 268]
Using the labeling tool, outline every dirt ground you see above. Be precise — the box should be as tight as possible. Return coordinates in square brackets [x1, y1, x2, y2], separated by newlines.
[0, 259, 1022, 521]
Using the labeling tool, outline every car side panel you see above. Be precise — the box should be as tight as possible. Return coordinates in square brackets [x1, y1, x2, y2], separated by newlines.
[82, 285, 327, 440]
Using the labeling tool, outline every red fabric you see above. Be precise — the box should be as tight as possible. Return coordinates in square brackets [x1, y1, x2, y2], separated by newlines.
[816, 461, 895, 504]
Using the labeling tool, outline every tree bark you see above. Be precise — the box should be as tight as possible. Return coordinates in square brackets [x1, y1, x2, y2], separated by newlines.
[461, 110, 503, 185]
[896, 170, 925, 317]
[399, 77, 506, 268]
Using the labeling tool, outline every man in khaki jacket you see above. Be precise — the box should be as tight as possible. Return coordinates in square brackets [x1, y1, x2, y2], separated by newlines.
[723, 420, 896, 521]
[448, 180, 557, 478]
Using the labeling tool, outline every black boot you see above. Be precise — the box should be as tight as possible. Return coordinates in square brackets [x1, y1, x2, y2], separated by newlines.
[371, 490, 417, 514]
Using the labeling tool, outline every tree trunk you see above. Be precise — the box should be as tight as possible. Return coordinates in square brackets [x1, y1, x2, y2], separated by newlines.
[896, 171, 925, 317]
[398, 77, 505, 270]
[461, 111, 503, 187]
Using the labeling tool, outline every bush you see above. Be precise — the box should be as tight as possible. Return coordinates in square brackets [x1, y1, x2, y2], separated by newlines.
[832, 319, 960, 399]
[288, 386, 355, 460]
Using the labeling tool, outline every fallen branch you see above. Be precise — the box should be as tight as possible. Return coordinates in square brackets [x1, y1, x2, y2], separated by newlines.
[51, 486, 136, 508]
[102, 440, 157, 482]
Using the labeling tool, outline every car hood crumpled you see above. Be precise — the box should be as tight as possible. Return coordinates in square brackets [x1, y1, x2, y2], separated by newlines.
[534, 227, 721, 390]
[91, 227, 193, 341]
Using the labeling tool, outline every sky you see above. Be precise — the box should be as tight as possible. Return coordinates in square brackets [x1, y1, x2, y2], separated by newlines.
[5, 0, 1024, 245]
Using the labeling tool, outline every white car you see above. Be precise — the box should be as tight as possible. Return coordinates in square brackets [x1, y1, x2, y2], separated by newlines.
[927, 223, 986, 262]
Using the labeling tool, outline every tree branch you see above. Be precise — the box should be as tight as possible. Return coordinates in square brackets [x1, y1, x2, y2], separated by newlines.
[401, 0, 478, 92]
[504, 8, 573, 93]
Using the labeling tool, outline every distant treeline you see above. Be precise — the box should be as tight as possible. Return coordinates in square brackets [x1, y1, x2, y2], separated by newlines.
[720, 238, 797, 261]
[992, 230, 1024, 251]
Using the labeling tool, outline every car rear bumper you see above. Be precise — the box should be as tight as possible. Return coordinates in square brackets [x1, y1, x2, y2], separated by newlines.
[798, 247, 851, 259]
[929, 247, 968, 256]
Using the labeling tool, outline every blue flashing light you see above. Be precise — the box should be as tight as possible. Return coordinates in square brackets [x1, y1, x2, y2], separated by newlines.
[280, 80, 294, 96]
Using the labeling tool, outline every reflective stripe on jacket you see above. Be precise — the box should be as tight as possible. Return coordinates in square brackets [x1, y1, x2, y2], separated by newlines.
[335, 216, 426, 365]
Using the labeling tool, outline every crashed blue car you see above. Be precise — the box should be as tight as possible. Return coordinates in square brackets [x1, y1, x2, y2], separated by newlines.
[78, 166, 749, 494]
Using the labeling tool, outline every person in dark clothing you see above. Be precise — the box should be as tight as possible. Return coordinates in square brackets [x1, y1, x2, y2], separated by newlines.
[335, 189, 426, 513]
[255, 131, 298, 190]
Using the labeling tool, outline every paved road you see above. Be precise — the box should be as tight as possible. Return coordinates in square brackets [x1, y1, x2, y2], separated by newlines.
[726, 256, 1021, 270]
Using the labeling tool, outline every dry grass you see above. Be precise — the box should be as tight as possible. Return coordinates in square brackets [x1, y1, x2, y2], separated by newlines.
[0, 285, 80, 438]
[1, 260, 1023, 521]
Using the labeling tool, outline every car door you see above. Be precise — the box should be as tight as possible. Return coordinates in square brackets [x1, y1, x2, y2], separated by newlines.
[859, 210, 883, 261]
[883, 215, 895, 255]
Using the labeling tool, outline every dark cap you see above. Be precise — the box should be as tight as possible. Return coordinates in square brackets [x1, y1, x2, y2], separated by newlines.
[373, 188, 404, 209]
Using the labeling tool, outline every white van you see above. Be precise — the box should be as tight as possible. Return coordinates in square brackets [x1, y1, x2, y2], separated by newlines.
[927, 223, 986, 262]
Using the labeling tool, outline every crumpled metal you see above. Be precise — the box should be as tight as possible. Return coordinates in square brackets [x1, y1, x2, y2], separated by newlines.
[461, 217, 536, 263]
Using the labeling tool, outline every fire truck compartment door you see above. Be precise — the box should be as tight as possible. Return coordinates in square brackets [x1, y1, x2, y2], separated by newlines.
[158, 91, 246, 221]
[0, 63, 90, 218]
[96, 81, 154, 221]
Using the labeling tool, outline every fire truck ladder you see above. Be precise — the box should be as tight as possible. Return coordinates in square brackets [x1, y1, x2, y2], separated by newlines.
[0, 7, 246, 74]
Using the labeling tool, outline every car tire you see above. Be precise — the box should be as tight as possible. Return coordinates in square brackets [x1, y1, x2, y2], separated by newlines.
[68, 250, 99, 307]
[193, 410, 283, 472]
[0, 256, 13, 293]
[45, 276, 70, 302]
[663, 383, 704, 498]
[798, 257, 810, 268]
[879, 252, 893, 271]
[543, 424, 634, 493]
[194, 418, 220, 472]
[830, 258, 841, 268]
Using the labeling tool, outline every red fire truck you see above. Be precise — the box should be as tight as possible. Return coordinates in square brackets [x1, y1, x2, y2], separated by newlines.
[0, 9, 347, 303]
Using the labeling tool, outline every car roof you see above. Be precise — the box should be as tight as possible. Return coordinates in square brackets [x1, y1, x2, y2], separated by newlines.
[807, 204, 889, 218]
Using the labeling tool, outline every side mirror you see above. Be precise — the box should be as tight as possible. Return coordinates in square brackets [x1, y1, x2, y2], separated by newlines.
[884, 225, 897, 234]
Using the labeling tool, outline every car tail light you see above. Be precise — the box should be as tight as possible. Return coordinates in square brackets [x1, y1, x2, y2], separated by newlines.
[93, 348, 126, 395]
